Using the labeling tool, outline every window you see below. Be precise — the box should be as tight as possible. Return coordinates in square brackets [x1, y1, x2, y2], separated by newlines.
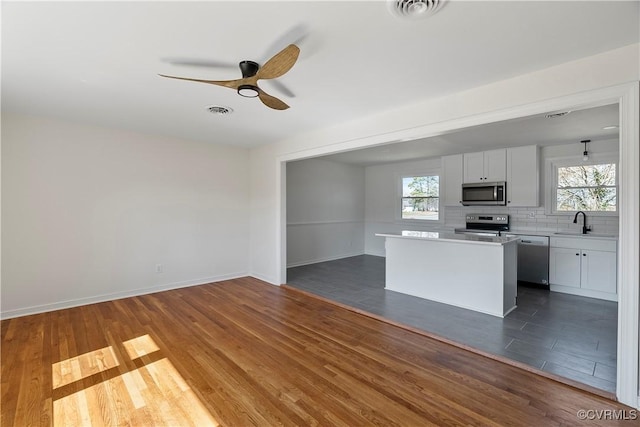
[553, 160, 617, 213]
[401, 175, 440, 220]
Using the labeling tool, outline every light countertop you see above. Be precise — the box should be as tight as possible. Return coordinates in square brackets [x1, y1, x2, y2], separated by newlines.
[507, 230, 618, 240]
[375, 230, 518, 246]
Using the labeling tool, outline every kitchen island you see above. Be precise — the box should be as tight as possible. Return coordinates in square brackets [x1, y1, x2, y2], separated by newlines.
[375, 231, 518, 318]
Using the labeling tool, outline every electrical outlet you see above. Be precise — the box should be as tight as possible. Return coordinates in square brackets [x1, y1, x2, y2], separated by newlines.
[155, 264, 163, 273]
[528, 211, 536, 218]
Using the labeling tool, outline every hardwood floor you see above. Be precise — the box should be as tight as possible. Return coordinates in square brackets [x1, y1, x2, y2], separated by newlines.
[287, 255, 618, 393]
[1, 277, 633, 426]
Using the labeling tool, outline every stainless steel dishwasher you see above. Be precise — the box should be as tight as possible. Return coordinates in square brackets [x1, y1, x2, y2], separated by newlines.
[505, 234, 550, 286]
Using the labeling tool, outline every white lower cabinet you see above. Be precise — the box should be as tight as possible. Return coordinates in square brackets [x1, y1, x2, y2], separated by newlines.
[549, 247, 581, 288]
[549, 237, 617, 301]
[580, 249, 617, 294]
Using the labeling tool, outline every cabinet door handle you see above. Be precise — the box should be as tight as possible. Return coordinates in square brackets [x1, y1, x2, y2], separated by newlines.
[583, 253, 587, 256]
[576, 253, 580, 256]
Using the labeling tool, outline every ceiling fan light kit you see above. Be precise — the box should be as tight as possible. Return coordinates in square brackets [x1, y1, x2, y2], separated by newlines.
[159, 44, 300, 110]
[238, 85, 260, 98]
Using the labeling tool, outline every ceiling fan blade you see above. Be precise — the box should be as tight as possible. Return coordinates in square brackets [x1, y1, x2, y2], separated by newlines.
[258, 88, 289, 110]
[161, 58, 237, 69]
[260, 24, 309, 63]
[158, 74, 244, 90]
[256, 44, 300, 80]
[263, 79, 296, 98]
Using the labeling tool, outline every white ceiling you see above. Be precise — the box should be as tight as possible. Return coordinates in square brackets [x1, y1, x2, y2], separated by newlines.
[2, 1, 638, 148]
[321, 103, 620, 166]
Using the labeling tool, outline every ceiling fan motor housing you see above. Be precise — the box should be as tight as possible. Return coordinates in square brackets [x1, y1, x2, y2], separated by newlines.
[239, 60, 259, 78]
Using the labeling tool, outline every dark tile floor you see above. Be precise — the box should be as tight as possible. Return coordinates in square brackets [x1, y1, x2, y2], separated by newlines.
[287, 255, 618, 393]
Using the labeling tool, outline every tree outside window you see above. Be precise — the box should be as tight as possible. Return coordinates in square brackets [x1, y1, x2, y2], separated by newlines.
[556, 163, 616, 212]
[402, 175, 439, 220]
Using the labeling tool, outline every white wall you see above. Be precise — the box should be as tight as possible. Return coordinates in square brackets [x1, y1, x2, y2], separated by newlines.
[1, 114, 250, 318]
[364, 158, 443, 256]
[286, 158, 365, 267]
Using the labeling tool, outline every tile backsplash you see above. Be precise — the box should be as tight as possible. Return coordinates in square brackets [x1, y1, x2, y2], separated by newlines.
[445, 206, 619, 235]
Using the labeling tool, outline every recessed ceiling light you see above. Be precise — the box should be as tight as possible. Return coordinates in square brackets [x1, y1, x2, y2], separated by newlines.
[602, 125, 619, 130]
[205, 105, 233, 116]
[545, 111, 571, 119]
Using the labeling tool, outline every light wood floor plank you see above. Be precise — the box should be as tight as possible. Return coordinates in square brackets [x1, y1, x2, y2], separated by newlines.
[1, 277, 635, 426]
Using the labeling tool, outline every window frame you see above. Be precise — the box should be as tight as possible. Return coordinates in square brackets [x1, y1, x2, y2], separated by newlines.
[545, 153, 618, 217]
[397, 171, 443, 224]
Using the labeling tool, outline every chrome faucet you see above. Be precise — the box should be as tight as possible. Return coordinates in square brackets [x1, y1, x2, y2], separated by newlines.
[573, 211, 588, 234]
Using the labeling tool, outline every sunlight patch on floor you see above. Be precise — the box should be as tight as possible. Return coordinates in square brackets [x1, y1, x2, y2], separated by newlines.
[123, 334, 160, 360]
[53, 336, 219, 426]
[52, 345, 119, 389]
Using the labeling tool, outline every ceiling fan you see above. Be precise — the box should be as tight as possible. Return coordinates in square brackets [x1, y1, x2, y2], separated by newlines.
[159, 44, 300, 110]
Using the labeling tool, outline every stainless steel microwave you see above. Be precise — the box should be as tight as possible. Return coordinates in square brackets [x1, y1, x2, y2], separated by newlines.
[461, 182, 506, 206]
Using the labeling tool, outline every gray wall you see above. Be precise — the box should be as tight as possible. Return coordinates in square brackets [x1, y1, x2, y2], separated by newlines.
[286, 158, 365, 267]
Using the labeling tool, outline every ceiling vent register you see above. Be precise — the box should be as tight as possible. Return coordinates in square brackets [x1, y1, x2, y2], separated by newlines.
[206, 105, 234, 116]
[387, 0, 446, 19]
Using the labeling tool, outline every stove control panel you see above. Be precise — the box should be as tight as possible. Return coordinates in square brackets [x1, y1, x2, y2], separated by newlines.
[465, 214, 509, 225]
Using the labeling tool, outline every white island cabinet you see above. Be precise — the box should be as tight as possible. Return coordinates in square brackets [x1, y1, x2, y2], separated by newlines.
[376, 231, 518, 318]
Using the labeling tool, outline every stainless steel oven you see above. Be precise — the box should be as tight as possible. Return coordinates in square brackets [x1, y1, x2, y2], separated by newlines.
[455, 214, 510, 235]
[461, 181, 506, 206]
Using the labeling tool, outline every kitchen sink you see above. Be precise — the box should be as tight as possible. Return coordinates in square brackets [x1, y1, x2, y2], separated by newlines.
[553, 232, 616, 238]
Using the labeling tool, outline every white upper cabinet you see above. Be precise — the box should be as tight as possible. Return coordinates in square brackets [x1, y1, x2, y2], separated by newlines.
[448, 145, 538, 206]
[463, 149, 506, 183]
[442, 154, 463, 206]
[483, 149, 507, 182]
[506, 145, 539, 207]
[462, 152, 485, 183]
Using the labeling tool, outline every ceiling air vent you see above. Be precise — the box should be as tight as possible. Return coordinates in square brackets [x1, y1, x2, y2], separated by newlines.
[387, 0, 446, 19]
[206, 105, 234, 116]
[545, 111, 571, 119]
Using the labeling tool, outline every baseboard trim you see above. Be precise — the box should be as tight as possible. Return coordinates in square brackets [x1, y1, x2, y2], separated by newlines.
[249, 273, 280, 286]
[550, 284, 617, 302]
[364, 250, 386, 258]
[286, 251, 366, 268]
[0, 272, 248, 320]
